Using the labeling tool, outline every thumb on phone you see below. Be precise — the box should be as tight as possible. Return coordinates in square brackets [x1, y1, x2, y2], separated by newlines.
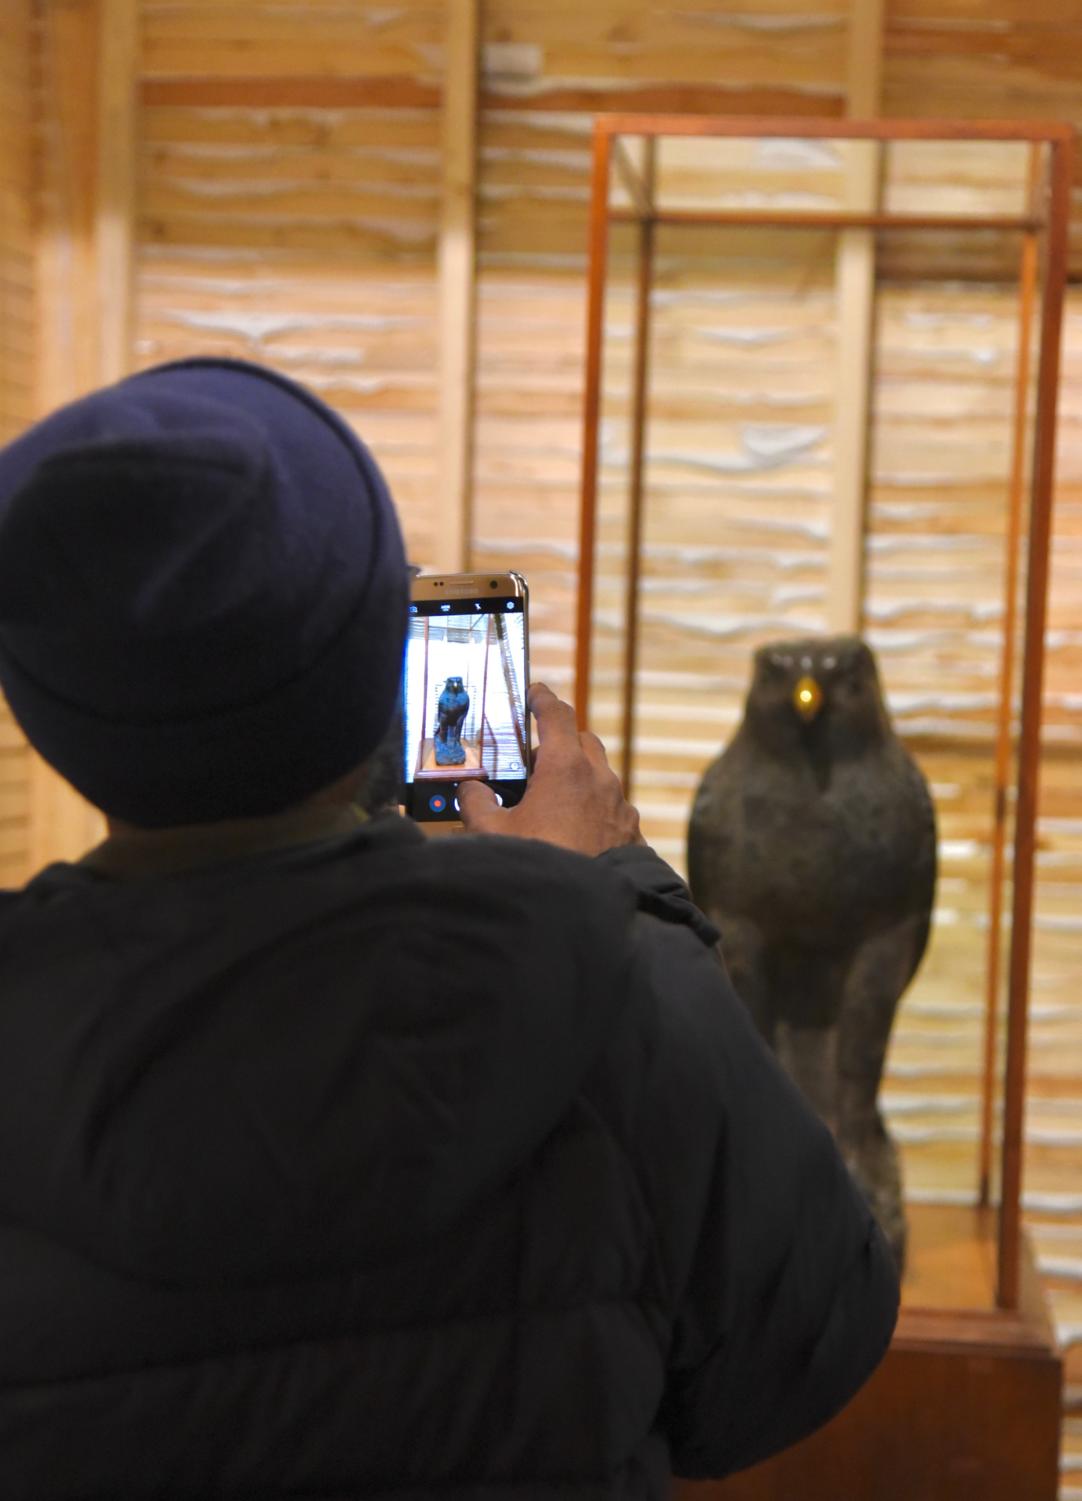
[457, 779, 504, 832]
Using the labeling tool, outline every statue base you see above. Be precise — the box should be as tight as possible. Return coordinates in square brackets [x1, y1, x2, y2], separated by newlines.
[414, 739, 485, 779]
[434, 740, 467, 766]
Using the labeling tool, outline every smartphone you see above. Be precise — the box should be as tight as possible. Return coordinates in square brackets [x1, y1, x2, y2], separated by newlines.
[400, 571, 531, 822]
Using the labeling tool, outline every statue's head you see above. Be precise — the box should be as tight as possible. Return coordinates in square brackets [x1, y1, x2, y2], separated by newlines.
[746, 635, 889, 752]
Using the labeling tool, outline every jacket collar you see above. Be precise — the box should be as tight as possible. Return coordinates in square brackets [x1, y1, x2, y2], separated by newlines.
[78, 803, 373, 880]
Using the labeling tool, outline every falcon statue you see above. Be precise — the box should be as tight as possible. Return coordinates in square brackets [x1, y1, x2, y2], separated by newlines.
[434, 676, 470, 766]
[687, 635, 937, 1270]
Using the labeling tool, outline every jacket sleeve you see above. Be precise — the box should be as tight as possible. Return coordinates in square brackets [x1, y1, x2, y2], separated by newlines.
[598, 846, 900, 1480]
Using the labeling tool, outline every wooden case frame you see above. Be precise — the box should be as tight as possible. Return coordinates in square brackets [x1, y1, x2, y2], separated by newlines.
[574, 115, 1075, 1316]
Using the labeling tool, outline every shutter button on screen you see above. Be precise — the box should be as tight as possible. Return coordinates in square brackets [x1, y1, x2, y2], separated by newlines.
[453, 791, 502, 811]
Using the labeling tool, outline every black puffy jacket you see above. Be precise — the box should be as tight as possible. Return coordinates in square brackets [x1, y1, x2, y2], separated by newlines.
[0, 814, 897, 1498]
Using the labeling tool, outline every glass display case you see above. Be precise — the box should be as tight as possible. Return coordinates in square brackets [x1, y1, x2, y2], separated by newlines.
[573, 116, 1073, 1500]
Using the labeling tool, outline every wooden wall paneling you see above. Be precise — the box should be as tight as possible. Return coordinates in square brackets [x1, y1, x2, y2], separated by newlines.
[830, 0, 883, 632]
[140, 2, 447, 83]
[0, 0, 35, 440]
[883, 3, 1082, 278]
[134, 9, 444, 566]
[877, 137, 1033, 283]
[436, 0, 480, 573]
[472, 98, 596, 696]
[97, 0, 138, 384]
[29, 0, 132, 868]
[471, 2, 856, 702]
[37, 0, 100, 407]
[0, 0, 36, 886]
[479, 0, 849, 118]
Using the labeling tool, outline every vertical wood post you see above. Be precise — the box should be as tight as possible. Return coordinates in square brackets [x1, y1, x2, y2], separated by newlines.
[979, 146, 1042, 1208]
[619, 141, 656, 797]
[36, 0, 100, 408]
[997, 133, 1074, 1310]
[574, 125, 613, 728]
[436, 0, 480, 573]
[96, 0, 138, 385]
[30, 0, 139, 869]
[827, 0, 884, 633]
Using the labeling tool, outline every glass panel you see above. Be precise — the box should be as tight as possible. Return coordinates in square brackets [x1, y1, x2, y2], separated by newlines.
[585, 128, 1058, 1313]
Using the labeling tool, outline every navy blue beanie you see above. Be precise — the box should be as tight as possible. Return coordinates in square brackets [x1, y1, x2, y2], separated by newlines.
[0, 358, 408, 827]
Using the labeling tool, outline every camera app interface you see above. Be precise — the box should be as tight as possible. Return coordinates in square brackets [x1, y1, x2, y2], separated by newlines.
[402, 596, 528, 817]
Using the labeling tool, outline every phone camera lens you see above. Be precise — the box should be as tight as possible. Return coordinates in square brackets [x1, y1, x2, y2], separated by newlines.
[489, 579, 498, 588]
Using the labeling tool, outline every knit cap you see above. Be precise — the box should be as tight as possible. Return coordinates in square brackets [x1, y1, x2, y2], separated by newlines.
[0, 358, 408, 827]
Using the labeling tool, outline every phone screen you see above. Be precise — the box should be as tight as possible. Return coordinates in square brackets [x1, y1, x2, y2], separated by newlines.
[400, 592, 529, 820]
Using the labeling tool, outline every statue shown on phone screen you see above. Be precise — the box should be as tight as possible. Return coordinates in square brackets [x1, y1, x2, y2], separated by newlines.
[434, 677, 469, 765]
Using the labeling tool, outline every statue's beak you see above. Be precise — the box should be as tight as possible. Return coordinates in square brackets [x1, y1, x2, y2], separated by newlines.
[793, 675, 823, 722]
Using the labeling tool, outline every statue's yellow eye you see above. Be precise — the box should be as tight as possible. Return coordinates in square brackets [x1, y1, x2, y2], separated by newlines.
[793, 676, 823, 721]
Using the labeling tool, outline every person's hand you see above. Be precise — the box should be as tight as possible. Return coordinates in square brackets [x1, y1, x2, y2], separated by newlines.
[457, 683, 646, 856]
